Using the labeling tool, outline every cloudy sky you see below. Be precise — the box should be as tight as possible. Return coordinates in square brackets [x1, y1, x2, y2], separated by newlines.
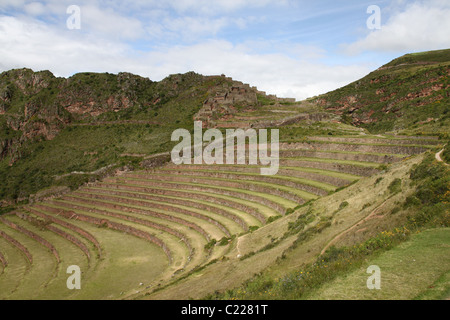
[1, 0, 449, 100]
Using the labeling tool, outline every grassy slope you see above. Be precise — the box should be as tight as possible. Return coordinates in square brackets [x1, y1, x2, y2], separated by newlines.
[139, 150, 448, 300]
[308, 228, 450, 300]
[311, 48, 450, 134]
[0, 71, 230, 205]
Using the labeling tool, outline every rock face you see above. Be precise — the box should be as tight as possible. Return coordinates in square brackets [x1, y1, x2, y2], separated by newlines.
[0, 68, 159, 164]
[312, 49, 450, 132]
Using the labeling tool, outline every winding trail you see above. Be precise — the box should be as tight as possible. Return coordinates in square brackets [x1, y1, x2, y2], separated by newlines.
[320, 199, 390, 256]
[436, 149, 448, 166]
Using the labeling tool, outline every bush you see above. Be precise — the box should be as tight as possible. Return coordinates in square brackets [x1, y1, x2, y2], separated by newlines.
[218, 237, 229, 246]
[204, 239, 217, 250]
[375, 177, 383, 185]
[388, 178, 402, 194]
[338, 201, 349, 210]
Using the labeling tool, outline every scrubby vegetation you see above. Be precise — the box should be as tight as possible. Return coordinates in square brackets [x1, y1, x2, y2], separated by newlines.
[207, 153, 449, 300]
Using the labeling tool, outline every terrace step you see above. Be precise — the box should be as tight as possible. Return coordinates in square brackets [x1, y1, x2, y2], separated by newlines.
[279, 149, 404, 164]
[14, 211, 92, 263]
[139, 170, 330, 196]
[79, 187, 267, 225]
[279, 142, 428, 155]
[280, 159, 380, 177]
[306, 136, 441, 146]
[60, 193, 233, 238]
[23, 206, 103, 259]
[27, 204, 174, 264]
[0, 216, 60, 264]
[106, 176, 302, 208]
[92, 183, 281, 218]
[163, 164, 353, 188]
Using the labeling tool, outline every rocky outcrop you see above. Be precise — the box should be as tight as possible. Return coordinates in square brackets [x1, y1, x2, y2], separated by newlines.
[194, 80, 259, 128]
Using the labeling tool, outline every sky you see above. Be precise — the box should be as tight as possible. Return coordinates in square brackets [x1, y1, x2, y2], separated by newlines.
[0, 0, 449, 100]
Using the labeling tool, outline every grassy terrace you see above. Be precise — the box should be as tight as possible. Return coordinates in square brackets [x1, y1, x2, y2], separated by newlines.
[119, 173, 316, 202]
[281, 157, 381, 168]
[41, 201, 191, 269]
[100, 179, 297, 211]
[156, 168, 339, 193]
[68, 191, 250, 234]
[78, 187, 266, 226]
[112, 173, 308, 203]
[92, 182, 281, 218]
[0, 133, 439, 299]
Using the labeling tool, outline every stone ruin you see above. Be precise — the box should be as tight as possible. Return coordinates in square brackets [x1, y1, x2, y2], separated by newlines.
[194, 80, 259, 128]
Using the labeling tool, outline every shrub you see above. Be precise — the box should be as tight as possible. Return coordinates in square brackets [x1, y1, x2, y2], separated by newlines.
[338, 201, 349, 210]
[204, 239, 217, 250]
[267, 215, 282, 223]
[388, 178, 402, 194]
[218, 237, 229, 246]
[375, 177, 383, 185]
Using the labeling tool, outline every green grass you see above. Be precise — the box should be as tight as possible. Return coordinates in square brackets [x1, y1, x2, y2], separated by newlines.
[107, 178, 299, 209]
[312, 49, 450, 134]
[282, 157, 381, 168]
[158, 168, 338, 192]
[308, 228, 450, 300]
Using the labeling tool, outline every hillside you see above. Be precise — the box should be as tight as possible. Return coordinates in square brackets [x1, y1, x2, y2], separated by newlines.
[0, 49, 448, 301]
[0, 70, 276, 207]
[311, 49, 450, 134]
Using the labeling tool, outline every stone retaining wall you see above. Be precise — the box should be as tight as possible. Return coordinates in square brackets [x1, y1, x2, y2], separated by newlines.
[166, 165, 350, 187]
[0, 216, 60, 263]
[308, 136, 440, 146]
[48, 200, 211, 243]
[144, 171, 329, 196]
[0, 229, 32, 264]
[115, 175, 305, 205]
[77, 190, 248, 232]
[281, 159, 380, 177]
[101, 181, 287, 214]
[34, 201, 193, 259]
[82, 186, 267, 225]
[15, 211, 91, 261]
[0, 250, 7, 268]
[280, 150, 403, 164]
[31, 204, 173, 263]
[26, 206, 103, 258]
[67, 192, 237, 236]
[280, 142, 428, 155]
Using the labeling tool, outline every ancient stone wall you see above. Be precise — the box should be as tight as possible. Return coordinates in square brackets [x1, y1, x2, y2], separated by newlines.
[0, 216, 60, 263]
[15, 211, 91, 261]
[281, 159, 380, 177]
[280, 150, 403, 164]
[99, 181, 286, 215]
[27, 206, 102, 258]
[0, 229, 33, 264]
[31, 205, 173, 263]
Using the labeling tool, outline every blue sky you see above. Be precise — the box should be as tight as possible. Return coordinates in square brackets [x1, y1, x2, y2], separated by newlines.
[1, 0, 449, 100]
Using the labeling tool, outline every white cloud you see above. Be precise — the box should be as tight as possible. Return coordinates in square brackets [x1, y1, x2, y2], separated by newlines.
[0, 15, 371, 101]
[343, 1, 450, 54]
[23, 2, 46, 16]
[80, 5, 145, 40]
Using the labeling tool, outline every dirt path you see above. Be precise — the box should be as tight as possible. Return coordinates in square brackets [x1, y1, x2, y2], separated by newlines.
[320, 199, 390, 255]
[236, 237, 242, 258]
[435, 149, 448, 165]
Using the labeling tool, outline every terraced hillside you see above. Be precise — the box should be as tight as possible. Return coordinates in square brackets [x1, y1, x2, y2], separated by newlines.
[0, 134, 440, 299]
